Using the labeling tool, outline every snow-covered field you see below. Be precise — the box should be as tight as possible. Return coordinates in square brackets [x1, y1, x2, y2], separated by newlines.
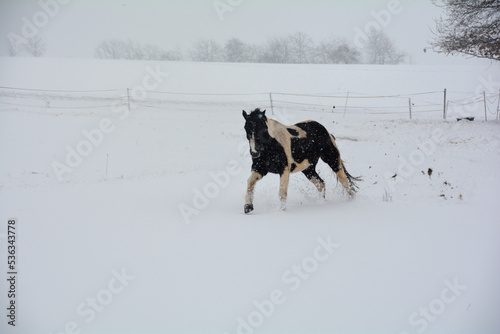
[1, 57, 499, 334]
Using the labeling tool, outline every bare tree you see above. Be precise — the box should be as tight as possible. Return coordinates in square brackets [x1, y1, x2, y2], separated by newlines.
[288, 32, 314, 63]
[7, 38, 20, 56]
[122, 39, 144, 60]
[245, 44, 264, 63]
[190, 38, 223, 62]
[260, 36, 292, 63]
[315, 38, 360, 64]
[22, 36, 47, 57]
[159, 50, 183, 61]
[363, 29, 404, 64]
[224, 38, 248, 62]
[95, 39, 125, 59]
[332, 42, 361, 64]
[142, 43, 162, 60]
[95, 39, 183, 61]
[431, 0, 500, 60]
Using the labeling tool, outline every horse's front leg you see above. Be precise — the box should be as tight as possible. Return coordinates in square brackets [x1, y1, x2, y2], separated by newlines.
[245, 171, 263, 214]
[279, 168, 290, 211]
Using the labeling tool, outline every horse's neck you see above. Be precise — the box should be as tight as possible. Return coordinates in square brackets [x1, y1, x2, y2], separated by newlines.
[267, 118, 287, 131]
[267, 119, 292, 160]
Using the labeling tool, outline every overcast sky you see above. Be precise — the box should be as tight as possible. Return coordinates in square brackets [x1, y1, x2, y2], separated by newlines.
[0, 0, 492, 65]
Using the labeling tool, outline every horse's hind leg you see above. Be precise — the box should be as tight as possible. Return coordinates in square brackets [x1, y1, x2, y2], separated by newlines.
[321, 140, 354, 197]
[335, 164, 354, 197]
[302, 167, 326, 198]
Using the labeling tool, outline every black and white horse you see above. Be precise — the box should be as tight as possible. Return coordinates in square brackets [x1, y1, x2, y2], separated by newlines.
[243, 108, 360, 213]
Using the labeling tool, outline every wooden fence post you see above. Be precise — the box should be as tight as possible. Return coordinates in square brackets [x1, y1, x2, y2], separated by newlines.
[269, 92, 274, 115]
[408, 97, 412, 120]
[483, 91, 487, 121]
[127, 88, 131, 113]
[343, 91, 349, 118]
[105, 153, 109, 176]
[443, 88, 447, 120]
[497, 90, 500, 120]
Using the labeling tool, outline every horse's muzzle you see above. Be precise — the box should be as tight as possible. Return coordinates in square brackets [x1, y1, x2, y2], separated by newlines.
[250, 151, 261, 159]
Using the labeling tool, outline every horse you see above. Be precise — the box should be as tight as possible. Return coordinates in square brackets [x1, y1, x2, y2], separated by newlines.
[242, 108, 361, 213]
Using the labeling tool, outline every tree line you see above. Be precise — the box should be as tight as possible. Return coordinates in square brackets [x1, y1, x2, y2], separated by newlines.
[94, 38, 183, 61]
[95, 30, 406, 65]
[6, 1, 498, 62]
[7, 36, 47, 57]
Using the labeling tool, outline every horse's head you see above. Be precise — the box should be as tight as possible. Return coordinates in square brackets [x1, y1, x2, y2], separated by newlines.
[242, 108, 269, 159]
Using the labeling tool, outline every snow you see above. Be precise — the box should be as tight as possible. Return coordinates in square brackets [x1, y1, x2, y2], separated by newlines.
[0, 57, 499, 334]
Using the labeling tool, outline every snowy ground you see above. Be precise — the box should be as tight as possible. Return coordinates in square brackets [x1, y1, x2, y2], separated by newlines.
[1, 57, 500, 334]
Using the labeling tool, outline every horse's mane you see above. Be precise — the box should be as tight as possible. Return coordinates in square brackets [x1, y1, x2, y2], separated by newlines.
[249, 108, 265, 116]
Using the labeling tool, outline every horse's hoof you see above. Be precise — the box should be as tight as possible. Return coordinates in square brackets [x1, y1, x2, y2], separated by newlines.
[244, 204, 254, 214]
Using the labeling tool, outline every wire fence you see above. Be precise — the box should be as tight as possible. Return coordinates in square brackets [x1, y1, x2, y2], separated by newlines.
[0, 85, 499, 120]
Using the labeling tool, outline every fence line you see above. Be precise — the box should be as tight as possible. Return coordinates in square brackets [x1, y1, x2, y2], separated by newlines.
[0, 85, 498, 120]
[0, 85, 123, 93]
[0, 100, 127, 109]
[0, 85, 483, 98]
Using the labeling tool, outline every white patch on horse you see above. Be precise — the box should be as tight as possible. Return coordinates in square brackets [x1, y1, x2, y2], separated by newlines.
[267, 119, 309, 171]
[249, 133, 258, 155]
[245, 171, 262, 205]
[291, 159, 311, 173]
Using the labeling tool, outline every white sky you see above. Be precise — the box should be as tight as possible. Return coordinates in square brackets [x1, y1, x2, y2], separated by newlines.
[0, 0, 492, 65]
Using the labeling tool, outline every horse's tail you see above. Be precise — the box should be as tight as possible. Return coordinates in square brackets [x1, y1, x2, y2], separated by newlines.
[341, 161, 362, 192]
[328, 133, 362, 192]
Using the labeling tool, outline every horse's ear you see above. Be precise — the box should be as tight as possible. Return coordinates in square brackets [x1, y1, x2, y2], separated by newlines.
[242, 110, 249, 119]
[262, 109, 266, 115]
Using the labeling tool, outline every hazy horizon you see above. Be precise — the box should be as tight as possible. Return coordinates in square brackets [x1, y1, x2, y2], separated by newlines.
[0, 0, 496, 66]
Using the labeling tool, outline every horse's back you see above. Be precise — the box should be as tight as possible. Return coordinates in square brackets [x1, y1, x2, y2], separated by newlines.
[293, 120, 334, 140]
